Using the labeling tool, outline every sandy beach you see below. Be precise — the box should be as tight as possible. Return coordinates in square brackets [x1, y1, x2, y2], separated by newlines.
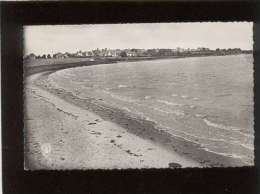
[24, 54, 254, 169]
[24, 72, 201, 169]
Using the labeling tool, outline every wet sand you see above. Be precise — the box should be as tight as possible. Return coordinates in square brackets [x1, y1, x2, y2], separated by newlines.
[24, 72, 200, 169]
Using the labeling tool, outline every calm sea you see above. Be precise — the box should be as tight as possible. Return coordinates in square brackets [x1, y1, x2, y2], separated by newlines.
[48, 55, 254, 165]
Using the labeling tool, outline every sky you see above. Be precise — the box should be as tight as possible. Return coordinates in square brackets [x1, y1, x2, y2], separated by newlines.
[24, 22, 253, 55]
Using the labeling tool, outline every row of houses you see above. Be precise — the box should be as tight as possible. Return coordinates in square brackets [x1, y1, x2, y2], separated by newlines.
[24, 47, 247, 60]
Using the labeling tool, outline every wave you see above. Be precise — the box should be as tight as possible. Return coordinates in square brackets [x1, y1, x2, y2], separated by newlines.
[159, 120, 254, 153]
[157, 99, 182, 106]
[203, 118, 253, 137]
[47, 76, 63, 90]
[160, 126, 253, 164]
[203, 119, 254, 142]
[157, 124, 249, 162]
[195, 114, 206, 118]
[144, 96, 152, 100]
[181, 95, 188, 99]
[102, 90, 137, 103]
[203, 118, 241, 131]
[118, 84, 128, 88]
[202, 147, 246, 160]
[152, 107, 185, 116]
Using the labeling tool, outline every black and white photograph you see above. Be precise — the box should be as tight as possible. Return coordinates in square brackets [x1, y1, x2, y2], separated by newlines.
[23, 22, 254, 170]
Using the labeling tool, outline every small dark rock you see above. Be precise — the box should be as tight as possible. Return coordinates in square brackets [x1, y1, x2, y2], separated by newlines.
[60, 157, 65, 161]
[110, 140, 115, 143]
[168, 162, 182, 169]
[117, 135, 122, 138]
[88, 122, 97, 125]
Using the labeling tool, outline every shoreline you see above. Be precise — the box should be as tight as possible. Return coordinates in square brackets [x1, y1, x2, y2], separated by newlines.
[24, 54, 253, 168]
[24, 72, 201, 169]
[24, 53, 250, 76]
[33, 70, 248, 167]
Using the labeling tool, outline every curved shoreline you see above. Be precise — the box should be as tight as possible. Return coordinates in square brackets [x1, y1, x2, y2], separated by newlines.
[24, 54, 250, 76]
[35, 71, 249, 167]
[25, 71, 201, 169]
[24, 55, 252, 168]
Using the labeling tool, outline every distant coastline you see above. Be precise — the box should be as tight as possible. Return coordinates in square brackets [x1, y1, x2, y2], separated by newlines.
[24, 53, 252, 76]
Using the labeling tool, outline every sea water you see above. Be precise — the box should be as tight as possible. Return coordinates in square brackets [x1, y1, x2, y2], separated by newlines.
[48, 55, 254, 165]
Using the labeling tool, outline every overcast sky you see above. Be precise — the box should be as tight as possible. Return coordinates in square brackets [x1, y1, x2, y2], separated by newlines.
[24, 22, 253, 55]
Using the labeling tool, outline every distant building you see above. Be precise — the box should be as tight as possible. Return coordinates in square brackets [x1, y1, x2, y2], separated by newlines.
[125, 50, 137, 57]
[146, 49, 159, 56]
[64, 52, 73, 57]
[92, 49, 121, 57]
[105, 49, 120, 57]
[158, 49, 172, 56]
[92, 49, 102, 57]
[24, 53, 36, 60]
[100, 49, 108, 57]
[176, 47, 185, 53]
[197, 47, 210, 52]
[135, 49, 147, 57]
[53, 53, 68, 59]
[75, 51, 84, 57]
[82, 51, 94, 57]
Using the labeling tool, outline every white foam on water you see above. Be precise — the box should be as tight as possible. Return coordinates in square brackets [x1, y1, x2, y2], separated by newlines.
[165, 128, 247, 162]
[189, 105, 196, 109]
[118, 105, 154, 122]
[159, 123, 254, 154]
[152, 107, 185, 116]
[181, 95, 188, 99]
[203, 118, 254, 139]
[195, 114, 206, 118]
[47, 76, 63, 90]
[202, 147, 247, 160]
[157, 99, 182, 106]
[118, 84, 128, 88]
[161, 124, 252, 164]
[204, 118, 241, 131]
[165, 126, 227, 143]
[102, 90, 136, 103]
[232, 140, 254, 151]
[144, 96, 152, 100]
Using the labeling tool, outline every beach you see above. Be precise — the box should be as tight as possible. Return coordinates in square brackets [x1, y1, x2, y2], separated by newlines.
[24, 72, 201, 169]
[24, 55, 254, 169]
